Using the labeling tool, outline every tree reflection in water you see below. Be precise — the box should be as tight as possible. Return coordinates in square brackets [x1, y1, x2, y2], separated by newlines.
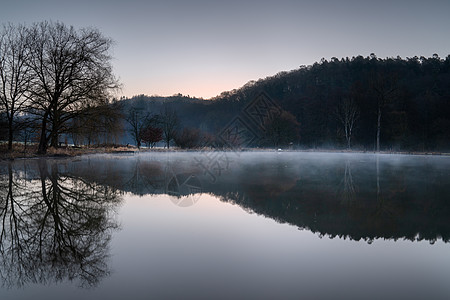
[0, 159, 121, 288]
[337, 158, 357, 206]
[58, 153, 450, 244]
[2, 152, 449, 290]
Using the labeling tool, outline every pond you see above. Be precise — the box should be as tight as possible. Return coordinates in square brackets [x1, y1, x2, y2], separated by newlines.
[1, 152, 449, 299]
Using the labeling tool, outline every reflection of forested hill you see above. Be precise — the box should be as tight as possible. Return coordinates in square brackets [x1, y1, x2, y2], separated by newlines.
[215, 172, 450, 243]
[202, 154, 450, 243]
[3, 153, 450, 244]
[60, 153, 450, 243]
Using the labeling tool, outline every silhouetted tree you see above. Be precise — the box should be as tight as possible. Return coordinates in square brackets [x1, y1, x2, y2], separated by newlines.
[69, 102, 124, 147]
[174, 127, 201, 149]
[0, 23, 31, 150]
[141, 125, 163, 148]
[158, 105, 179, 149]
[26, 21, 119, 154]
[17, 117, 39, 152]
[125, 108, 150, 149]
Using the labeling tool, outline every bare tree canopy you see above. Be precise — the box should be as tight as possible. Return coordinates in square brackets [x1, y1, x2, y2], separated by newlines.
[125, 108, 154, 149]
[0, 23, 31, 150]
[141, 125, 163, 148]
[71, 101, 124, 147]
[158, 105, 179, 149]
[24, 21, 120, 153]
[335, 97, 359, 149]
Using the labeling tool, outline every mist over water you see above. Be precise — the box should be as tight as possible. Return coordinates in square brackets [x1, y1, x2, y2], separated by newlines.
[1, 152, 449, 299]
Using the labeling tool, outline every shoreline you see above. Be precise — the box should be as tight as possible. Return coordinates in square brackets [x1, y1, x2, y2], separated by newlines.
[1, 145, 449, 161]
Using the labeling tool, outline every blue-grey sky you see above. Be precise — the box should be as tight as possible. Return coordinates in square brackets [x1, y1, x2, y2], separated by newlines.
[1, 0, 449, 98]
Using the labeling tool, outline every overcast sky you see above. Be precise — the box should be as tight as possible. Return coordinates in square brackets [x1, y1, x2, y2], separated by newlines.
[1, 0, 449, 99]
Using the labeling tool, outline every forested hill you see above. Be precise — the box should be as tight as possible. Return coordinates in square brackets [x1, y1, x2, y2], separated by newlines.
[121, 54, 450, 151]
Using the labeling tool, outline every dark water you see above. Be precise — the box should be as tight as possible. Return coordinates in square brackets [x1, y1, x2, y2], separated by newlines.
[1, 152, 449, 300]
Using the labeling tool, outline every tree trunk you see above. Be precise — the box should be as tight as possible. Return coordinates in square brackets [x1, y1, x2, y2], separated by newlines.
[376, 106, 382, 152]
[50, 133, 59, 148]
[7, 117, 13, 151]
[38, 116, 49, 154]
[345, 124, 350, 149]
[38, 140, 47, 154]
[376, 155, 380, 200]
[49, 119, 59, 147]
[50, 102, 59, 148]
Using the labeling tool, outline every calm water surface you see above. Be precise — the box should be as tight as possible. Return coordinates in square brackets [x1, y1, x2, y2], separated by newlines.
[1, 152, 449, 299]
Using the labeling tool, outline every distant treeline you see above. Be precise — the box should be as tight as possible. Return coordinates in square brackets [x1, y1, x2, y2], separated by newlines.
[120, 54, 450, 151]
[220, 54, 450, 151]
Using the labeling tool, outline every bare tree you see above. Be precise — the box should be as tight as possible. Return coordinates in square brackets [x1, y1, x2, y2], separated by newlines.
[26, 21, 120, 154]
[174, 127, 201, 149]
[371, 72, 398, 152]
[70, 101, 124, 147]
[125, 108, 152, 149]
[97, 101, 124, 145]
[141, 125, 163, 148]
[158, 105, 179, 149]
[335, 97, 359, 149]
[0, 23, 31, 150]
[17, 117, 39, 152]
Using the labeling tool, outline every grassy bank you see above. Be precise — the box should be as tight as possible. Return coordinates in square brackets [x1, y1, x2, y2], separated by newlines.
[0, 143, 139, 160]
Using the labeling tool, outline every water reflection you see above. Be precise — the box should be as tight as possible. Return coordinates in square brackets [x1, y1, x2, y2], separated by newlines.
[1, 152, 449, 292]
[337, 159, 356, 206]
[0, 159, 121, 288]
[61, 152, 450, 243]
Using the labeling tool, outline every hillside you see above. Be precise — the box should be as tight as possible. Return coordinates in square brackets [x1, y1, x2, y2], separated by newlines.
[119, 54, 450, 151]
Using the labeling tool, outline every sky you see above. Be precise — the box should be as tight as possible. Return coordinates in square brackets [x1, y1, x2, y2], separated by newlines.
[1, 0, 449, 99]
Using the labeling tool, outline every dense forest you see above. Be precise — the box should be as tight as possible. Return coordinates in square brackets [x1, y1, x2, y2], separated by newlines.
[117, 54, 450, 151]
[1, 21, 449, 152]
[214, 54, 450, 151]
